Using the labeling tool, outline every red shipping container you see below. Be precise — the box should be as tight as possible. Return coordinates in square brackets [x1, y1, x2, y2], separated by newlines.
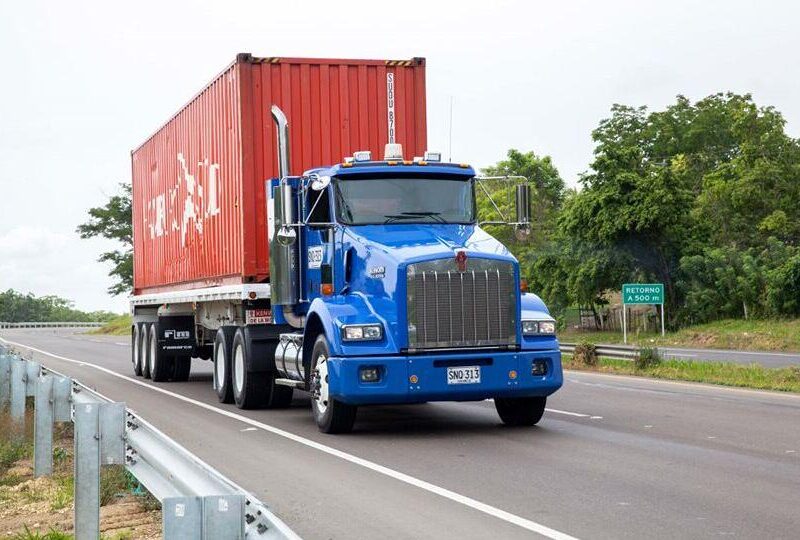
[132, 54, 427, 295]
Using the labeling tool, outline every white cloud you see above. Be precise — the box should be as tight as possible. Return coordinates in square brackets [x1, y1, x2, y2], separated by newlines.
[0, 226, 127, 313]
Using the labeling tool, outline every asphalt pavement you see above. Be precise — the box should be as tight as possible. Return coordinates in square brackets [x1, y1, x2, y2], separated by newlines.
[2, 328, 799, 539]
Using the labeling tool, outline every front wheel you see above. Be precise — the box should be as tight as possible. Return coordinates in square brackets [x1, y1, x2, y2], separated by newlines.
[310, 335, 356, 434]
[494, 396, 547, 426]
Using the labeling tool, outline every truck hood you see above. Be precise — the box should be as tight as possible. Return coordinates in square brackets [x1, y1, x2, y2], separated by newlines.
[337, 224, 518, 353]
[343, 223, 515, 266]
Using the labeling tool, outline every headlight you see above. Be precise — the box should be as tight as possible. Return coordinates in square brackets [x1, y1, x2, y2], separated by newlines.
[342, 324, 383, 341]
[522, 320, 556, 336]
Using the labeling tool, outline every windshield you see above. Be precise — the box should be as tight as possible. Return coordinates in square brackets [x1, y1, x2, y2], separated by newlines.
[334, 176, 476, 225]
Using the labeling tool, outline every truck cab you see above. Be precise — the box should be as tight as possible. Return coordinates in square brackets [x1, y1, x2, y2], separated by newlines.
[265, 111, 563, 432]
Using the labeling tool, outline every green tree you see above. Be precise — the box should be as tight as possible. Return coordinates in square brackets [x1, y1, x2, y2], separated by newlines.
[77, 183, 133, 295]
[0, 289, 116, 322]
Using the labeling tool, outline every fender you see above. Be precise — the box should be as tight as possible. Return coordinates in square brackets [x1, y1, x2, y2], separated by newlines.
[304, 294, 401, 357]
[521, 292, 551, 320]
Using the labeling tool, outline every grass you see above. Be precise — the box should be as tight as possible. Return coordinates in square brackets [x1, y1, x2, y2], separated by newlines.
[89, 314, 131, 336]
[2, 526, 74, 540]
[559, 318, 800, 352]
[563, 354, 800, 393]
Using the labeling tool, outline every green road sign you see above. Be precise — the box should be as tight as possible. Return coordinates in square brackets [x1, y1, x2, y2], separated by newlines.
[622, 283, 664, 305]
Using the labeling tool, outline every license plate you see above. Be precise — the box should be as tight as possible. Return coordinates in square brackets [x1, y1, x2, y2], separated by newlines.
[447, 366, 481, 385]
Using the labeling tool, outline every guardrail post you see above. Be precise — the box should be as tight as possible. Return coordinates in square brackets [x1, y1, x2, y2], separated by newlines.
[100, 402, 126, 465]
[25, 360, 41, 397]
[10, 357, 26, 426]
[203, 495, 245, 539]
[34, 374, 55, 477]
[53, 376, 72, 422]
[0, 351, 11, 410]
[74, 402, 101, 540]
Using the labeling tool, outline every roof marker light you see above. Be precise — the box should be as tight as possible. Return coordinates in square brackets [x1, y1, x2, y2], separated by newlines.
[353, 151, 372, 162]
[423, 151, 442, 162]
[384, 143, 404, 160]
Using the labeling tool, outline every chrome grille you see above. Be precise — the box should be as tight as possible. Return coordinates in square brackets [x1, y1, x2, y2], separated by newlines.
[407, 258, 516, 350]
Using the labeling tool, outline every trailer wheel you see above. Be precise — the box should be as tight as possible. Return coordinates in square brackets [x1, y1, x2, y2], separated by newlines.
[172, 357, 191, 382]
[141, 324, 152, 379]
[230, 329, 270, 409]
[148, 323, 175, 382]
[213, 327, 236, 403]
[132, 323, 143, 376]
[310, 335, 356, 434]
[494, 396, 547, 426]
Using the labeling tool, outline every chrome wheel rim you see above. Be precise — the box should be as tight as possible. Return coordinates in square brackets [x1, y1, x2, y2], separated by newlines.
[215, 341, 225, 390]
[133, 326, 140, 369]
[149, 327, 156, 374]
[314, 354, 329, 415]
[234, 343, 245, 395]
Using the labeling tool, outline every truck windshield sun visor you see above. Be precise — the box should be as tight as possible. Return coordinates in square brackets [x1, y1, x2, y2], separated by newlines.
[334, 176, 476, 225]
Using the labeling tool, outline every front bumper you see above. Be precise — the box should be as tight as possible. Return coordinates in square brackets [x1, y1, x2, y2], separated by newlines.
[326, 349, 563, 405]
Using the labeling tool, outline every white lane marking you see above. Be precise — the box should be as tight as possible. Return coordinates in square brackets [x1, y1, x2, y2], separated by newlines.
[663, 353, 697, 358]
[785, 450, 796, 454]
[546, 408, 602, 419]
[644, 425, 653, 429]
[1, 337, 580, 540]
[240, 427, 258, 432]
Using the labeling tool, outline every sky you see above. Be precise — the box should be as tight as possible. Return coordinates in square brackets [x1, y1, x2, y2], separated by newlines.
[1, 0, 799, 313]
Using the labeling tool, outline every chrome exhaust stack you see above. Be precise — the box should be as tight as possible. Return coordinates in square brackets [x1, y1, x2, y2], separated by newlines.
[269, 106, 302, 325]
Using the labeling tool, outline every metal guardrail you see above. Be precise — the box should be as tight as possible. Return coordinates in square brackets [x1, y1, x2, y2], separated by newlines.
[0, 321, 105, 329]
[560, 342, 640, 359]
[0, 345, 300, 540]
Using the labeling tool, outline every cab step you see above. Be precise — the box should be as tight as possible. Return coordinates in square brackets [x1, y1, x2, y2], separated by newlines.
[275, 378, 306, 389]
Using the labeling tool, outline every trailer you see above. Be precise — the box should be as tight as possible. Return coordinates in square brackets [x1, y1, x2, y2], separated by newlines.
[130, 53, 563, 433]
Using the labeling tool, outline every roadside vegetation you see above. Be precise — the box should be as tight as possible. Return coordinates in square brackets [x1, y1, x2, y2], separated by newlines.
[563, 349, 800, 393]
[0, 403, 160, 539]
[90, 315, 132, 336]
[0, 290, 116, 324]
[559, 318, 800, 352]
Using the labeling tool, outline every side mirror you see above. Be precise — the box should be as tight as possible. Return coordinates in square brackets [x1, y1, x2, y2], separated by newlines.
[277, 225, 296, 246]
[514, 184, 531, 240]
[310, 174, 331, 191]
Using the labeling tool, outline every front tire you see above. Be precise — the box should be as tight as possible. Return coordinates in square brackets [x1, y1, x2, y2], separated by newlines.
[213, 327, 236, 403]
[494, 396, 547, 426]
[310, 335, 356, 434]
[148, 323, 175, 382]
[231, 329, 269, 409]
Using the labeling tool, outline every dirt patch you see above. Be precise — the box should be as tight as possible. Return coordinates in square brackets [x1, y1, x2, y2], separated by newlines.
[0, 412, 161, 539]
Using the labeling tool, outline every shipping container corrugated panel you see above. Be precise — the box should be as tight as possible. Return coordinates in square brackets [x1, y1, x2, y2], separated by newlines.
[132, 54, 427, 295]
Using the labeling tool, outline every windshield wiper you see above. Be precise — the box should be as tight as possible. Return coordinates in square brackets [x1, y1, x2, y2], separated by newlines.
[383, 212, 446, 224]
[335, 184, 354, 223]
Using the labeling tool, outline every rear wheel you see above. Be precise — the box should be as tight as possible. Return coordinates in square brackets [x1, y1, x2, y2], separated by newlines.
[494, 396, 547, 426]
[148, 323, 175, 382]
[310, 335, 356, 434]
[132, 323, 143, 376]
[213, 327, 236, 403]
[141, 324, 152, 379]
[172, 357, 191, 382]
[231, 329, 269, 409]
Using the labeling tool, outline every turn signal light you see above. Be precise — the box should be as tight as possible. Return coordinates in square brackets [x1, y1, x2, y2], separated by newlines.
[520, 279, 528, 293]
[320, 283, 334, 296]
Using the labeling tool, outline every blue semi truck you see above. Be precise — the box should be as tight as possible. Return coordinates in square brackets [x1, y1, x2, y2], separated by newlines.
[131, 103, 563, 433]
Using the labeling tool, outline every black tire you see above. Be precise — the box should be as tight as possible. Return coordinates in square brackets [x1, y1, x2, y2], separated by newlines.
[141, 324, 152, 379]
[148, 323, 175, 382]
[494, 396, 547, 426]
[132, 323, 143, 376]
[213, 327, 236, 403]
[310, 335, 356, 434]
[267, 374, 294, 409]
[231, 329, 270, 409]
[173, 357, 191, 382]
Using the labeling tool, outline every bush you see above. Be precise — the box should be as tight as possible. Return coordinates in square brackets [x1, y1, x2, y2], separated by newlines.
[573, 341, 598, 366]
[635, 347, 662, 370]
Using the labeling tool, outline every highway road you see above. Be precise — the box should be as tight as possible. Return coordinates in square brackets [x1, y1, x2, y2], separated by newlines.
[657, 345, 800, 368]
[2, 328, 799, 539]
